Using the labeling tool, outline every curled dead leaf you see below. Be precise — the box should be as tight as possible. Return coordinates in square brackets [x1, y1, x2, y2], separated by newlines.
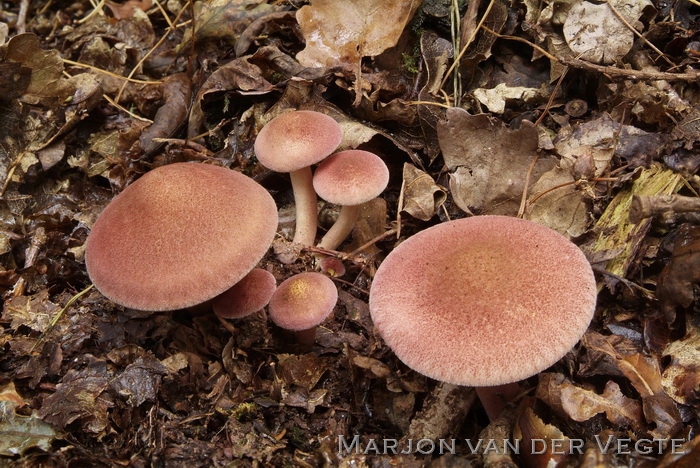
[400, 163, 446, 221]
[137, 73, 192, 155]
[661, 317, 700, 406]
[537, 373, 644, 430]
[438, 108, 555, 215]
[296, 0, 420, 68]
[513, 399, 572, 468]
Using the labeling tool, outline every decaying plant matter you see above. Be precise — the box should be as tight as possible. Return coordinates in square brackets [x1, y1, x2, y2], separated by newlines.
[0, 0, 698, 466]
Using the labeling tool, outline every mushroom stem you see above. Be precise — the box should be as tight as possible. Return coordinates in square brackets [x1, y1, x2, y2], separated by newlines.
[294, 327, 318, 347]
[475, 382, 522, 421]
[290, 167, 318, 246]
[317, 204, 360, 251]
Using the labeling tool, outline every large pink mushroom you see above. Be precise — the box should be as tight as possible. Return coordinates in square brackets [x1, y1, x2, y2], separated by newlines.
[85, 163, 278, 311]
[254, 110, 342, 247]
[369, 216, 597, 420]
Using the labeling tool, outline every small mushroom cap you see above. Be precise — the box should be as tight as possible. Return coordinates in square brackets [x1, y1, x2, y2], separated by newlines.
[369, 216, 597, 387]
[254, 110, 342, 173]
[213, 268, 277, 319]
[313, 150, 389, 206]
[268, 272, 337, 330]
[85, 163, 278, 311]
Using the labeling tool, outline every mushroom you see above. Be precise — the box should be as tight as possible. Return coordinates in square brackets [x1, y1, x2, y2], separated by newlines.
[312, 150, 389, 251]
[212, 268, 276, 319]
[369, 216, 597, 420]
[268, 272, 338, 347]
[85, 163, 278, 311]
[318, 256, 346, 277]
[254, 110, 342, 247]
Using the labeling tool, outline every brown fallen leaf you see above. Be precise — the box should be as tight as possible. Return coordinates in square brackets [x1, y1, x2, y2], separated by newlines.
[537, 373, 644, 431]
[661, 316, 700, 406]
[295, 0, 420, 68]
[36, 355, 113, 433]
[0, 33, 74, 106]
[276, 353, 332, 391]
[399, 163, 446, 221]
[187, 56, 274, 138]
[352, 355, 392, 379]
[563, 0, 653, 65]
[581, 331, 683, 438]
[105, 0, 153, 19]
[187, 0, 279, 46]
[416, 30, 451, 163]
[513, 398, 571, 468]
[437, 108, 555, 215]
[656, 224, 700, 319]
[136, 73, 192, 156]
[525, 159, 589, 238]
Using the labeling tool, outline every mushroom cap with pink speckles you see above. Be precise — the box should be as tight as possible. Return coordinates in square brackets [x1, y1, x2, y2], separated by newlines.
[269, 272, 338, 331]
[313, 150, 389, 206]
[369, 216, 597, 387]
[85, 163, 278, 311]
[254, 110, 342, 173]
[213, 268, 277, 319]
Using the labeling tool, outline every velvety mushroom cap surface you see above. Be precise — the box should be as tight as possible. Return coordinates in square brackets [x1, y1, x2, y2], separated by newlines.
[85, 163, 278, 311]
[313, 150, 389, 206]
[213, 268, 277, 319]
[269, 272, 337, 330]
[369, 216, 597, 387]
[254, 110, 342, 173]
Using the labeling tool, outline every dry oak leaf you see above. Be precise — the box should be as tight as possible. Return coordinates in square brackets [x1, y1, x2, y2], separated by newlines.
[563, 0, 654, 65]
[581, 331, 683, 439]
[400, 163, 446, 221]
[437, 107, 555, 216]
[661, 318, 700, 406]
[296, 0, 420, 68]
[537, 373, 644, 430]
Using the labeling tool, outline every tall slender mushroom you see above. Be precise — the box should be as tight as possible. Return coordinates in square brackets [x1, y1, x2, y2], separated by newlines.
[312, 150, 389, 251]
[254, 110, 342, 246]
[369, 216, 597, 420]
[85, 163, 278, 311]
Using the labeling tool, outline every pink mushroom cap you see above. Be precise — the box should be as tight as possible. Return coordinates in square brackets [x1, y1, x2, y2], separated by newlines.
[85, 163, 278, 311]
[313, 150, 390, 206]
[213, 268, 277, 319]
[369, 216, 597, 387]
[254, 110, 342, 173]
[268, 272, 338, 331]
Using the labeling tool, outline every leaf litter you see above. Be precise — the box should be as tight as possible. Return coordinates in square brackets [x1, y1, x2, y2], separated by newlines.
[0, 0, 699, 466]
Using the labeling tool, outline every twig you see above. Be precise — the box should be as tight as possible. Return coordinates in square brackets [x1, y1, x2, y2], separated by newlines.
[329, 277, 369, 295]
[78, 0, 106, 24]
[605, 0, 673, 67]
[557, 56, 700, 82]
[153, 0, 175, 30]
[528, 177, 619, 207]
[517, 154, 540, 218]
[439, 0, 496, 90]
[30, 284, 95, 352]
[16, 0, 29, 33]
[405, 100, 452, 109]
[115, 1, 191, 103]
[629, 194, 700, 224]
[62, 59, 163, 84]
[480, 25, 557, 61]
[345, 228, 399, 259]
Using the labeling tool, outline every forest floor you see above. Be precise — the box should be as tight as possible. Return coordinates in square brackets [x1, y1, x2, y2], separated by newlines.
[0, 0, 699, 467]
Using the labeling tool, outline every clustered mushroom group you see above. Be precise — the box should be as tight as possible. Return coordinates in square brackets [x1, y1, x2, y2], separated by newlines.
[85, 109, 597, 425]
